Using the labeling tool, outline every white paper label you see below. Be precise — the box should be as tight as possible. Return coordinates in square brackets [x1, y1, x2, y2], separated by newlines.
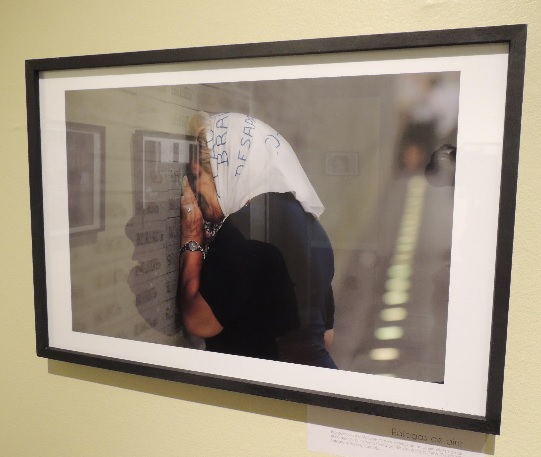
[307, 407, 490, 457]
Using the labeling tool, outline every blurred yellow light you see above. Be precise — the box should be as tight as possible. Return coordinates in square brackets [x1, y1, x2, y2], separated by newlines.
[387, 264, 412, 278]
[385, 277, 411, 292]
[375, 326, 404, 340]
[396, 243, 414, 254]
[396, 235, 417, 246]
[391, 252, 412, 264]
[370, 348, 400, 361]
[397, 225, 418, 237]
[383, 291, 409, 306]
[380, 307, 407, 322]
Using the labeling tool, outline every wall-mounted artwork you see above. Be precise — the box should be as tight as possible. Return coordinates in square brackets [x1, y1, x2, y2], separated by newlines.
[26, 24, 526, 434]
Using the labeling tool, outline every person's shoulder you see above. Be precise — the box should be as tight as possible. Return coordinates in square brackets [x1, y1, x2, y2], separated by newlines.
[270, 194, 332, 250]
[269, 192, 313, 222]
[269, 191, 300, 208]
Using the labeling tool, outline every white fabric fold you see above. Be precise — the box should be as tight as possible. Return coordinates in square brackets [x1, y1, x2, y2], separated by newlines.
[205, 112, 324, 218]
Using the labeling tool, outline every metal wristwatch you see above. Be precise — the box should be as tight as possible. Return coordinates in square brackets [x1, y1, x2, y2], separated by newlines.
[179, 240, 206, 259]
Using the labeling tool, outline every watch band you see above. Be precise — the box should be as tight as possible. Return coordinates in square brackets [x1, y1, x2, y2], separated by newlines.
[179, 240, 206, 259]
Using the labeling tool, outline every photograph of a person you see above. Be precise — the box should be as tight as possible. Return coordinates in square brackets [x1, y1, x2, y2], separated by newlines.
[66, 71, 459, 383]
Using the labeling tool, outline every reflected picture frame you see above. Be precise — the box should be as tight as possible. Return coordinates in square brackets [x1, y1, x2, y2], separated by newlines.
[26, 24, 526, 434]
[65, 122, 106, 237]
[325, 152, 359, 176]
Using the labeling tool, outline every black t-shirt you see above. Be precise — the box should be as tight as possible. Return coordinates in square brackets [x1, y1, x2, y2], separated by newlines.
[200, 192, 336, 368]
[199, 220, 299, 360]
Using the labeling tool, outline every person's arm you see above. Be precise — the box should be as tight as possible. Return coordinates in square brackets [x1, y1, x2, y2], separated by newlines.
[324, 329, 334, 350]
[177, 177, 223, 338]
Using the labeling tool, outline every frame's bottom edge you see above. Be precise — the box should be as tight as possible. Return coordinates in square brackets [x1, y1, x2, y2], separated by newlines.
[37, 346, 500, 435]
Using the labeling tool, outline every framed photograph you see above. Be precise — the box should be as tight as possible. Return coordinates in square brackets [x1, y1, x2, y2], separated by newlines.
[66, 122, 105, 237]
[26, 24, 526, 434]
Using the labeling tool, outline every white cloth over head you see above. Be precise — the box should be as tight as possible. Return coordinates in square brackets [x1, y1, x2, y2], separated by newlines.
[205, 112, 324, 219]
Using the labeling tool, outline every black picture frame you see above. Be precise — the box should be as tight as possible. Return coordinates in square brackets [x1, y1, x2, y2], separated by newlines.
[26, 24, 527, 434]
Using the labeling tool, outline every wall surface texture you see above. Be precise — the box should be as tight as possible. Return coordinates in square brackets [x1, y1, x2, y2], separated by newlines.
[1, 1, 540, 456]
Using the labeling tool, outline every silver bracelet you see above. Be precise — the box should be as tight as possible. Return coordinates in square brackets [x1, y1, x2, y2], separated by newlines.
[179, 240, 206, 259]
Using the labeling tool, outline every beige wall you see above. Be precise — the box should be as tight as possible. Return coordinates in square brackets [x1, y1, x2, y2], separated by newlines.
[1, 1, 539, 455]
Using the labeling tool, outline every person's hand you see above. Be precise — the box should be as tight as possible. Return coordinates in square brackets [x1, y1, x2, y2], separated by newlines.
[180, 176, 203, 245]
[324, 329, 334, 350]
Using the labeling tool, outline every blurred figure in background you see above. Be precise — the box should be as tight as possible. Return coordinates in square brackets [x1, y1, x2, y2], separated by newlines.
[396, 74, 460, 173]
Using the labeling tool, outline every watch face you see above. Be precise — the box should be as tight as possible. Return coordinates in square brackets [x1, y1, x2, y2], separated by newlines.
[188, 241, 198, 250]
